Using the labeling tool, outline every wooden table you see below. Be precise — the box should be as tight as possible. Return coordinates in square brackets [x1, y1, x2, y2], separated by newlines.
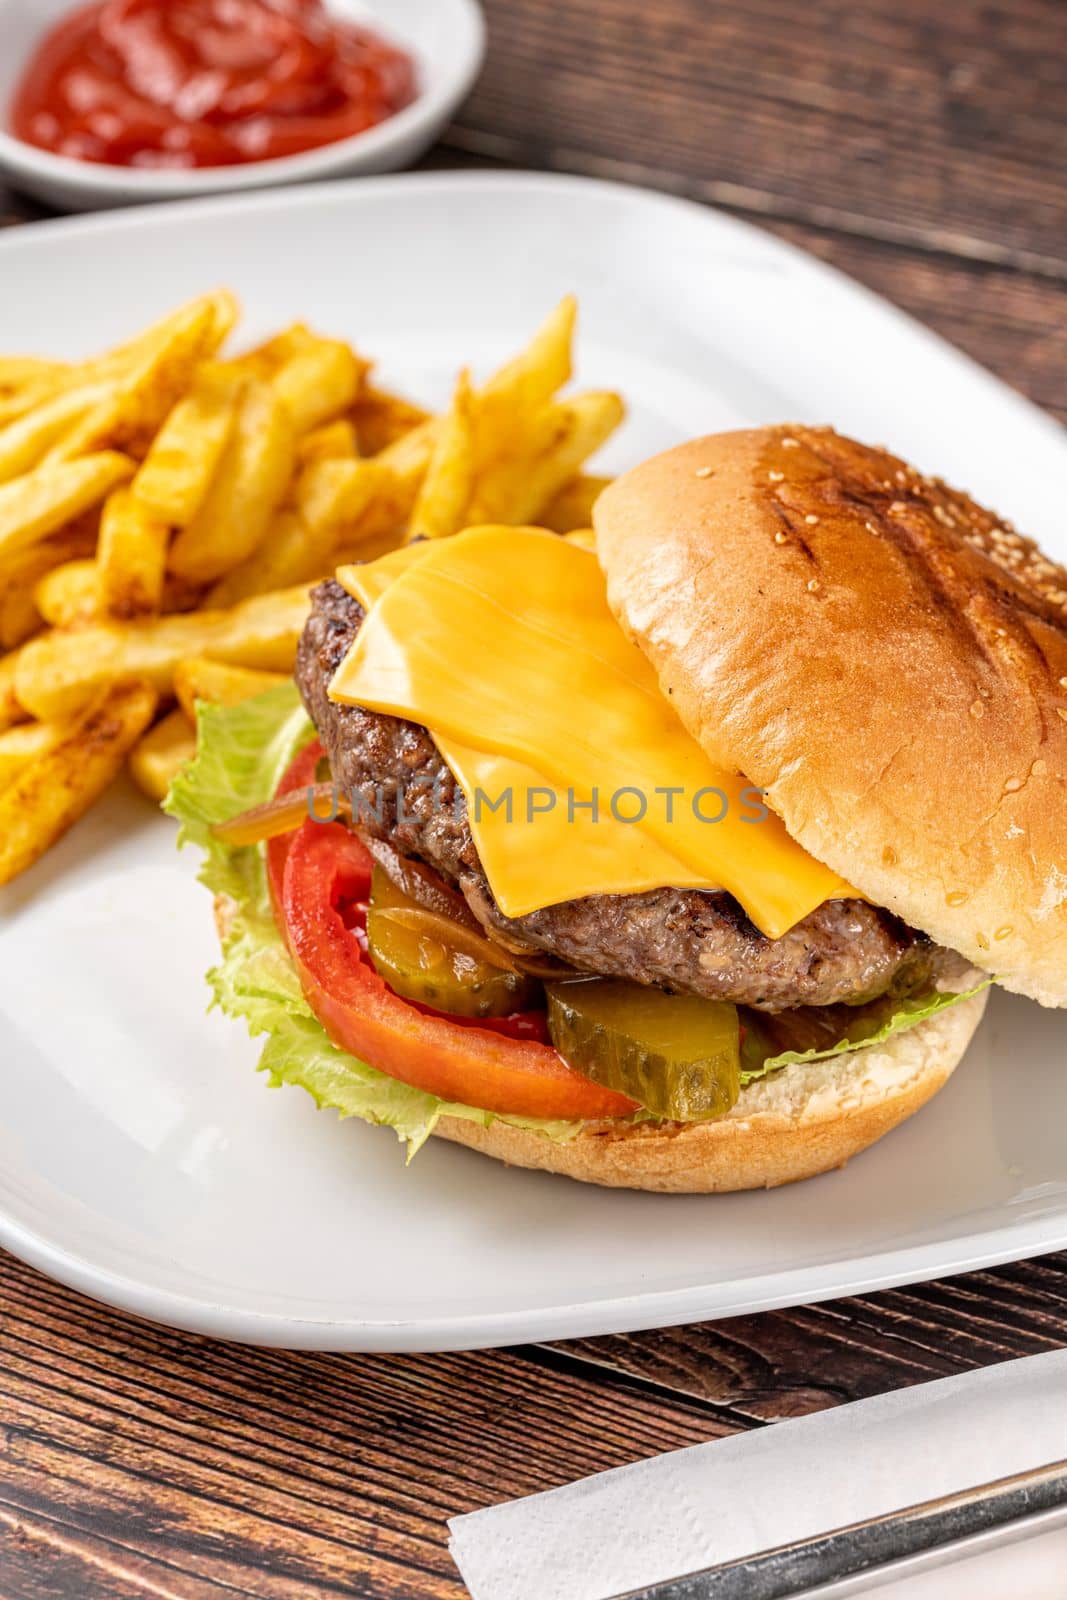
[2, 2, 1066, 1593]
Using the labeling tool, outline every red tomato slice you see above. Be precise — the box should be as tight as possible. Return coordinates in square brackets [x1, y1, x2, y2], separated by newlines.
[281, 813, 637, 1121]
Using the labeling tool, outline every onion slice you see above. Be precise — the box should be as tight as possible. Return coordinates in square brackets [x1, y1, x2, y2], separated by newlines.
[212, 783, 342, 846]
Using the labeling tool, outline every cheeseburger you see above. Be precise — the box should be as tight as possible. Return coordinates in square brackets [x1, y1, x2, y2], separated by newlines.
[178, 425, 1067, 1192]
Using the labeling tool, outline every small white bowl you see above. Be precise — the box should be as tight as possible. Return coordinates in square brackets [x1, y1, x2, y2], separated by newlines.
[0, 0, 486, 211]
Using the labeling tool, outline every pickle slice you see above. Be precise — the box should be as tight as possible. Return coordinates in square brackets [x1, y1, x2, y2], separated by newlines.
[366, 866, 542, 1018]
[546, 979, 740, 1121]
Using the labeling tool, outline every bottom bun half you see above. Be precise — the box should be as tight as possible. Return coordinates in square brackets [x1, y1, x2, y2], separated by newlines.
[215, 896, 986, 1194]
[434, 990, 988, 1193]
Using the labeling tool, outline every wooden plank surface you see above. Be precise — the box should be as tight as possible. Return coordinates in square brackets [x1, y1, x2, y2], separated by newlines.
[1, 0, 1067, 1593]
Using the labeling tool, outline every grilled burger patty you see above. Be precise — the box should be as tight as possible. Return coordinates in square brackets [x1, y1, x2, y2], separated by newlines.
[296, 579, 940, 1011]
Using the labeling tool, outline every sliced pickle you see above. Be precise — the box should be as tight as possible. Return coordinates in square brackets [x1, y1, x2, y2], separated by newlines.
[546, 979, 740, 1121]
[366, 866, 542, 1018]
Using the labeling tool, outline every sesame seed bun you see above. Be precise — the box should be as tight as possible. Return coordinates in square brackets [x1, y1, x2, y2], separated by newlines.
[434, 987, 988, 1192]
[595, 427, 1067, 1009]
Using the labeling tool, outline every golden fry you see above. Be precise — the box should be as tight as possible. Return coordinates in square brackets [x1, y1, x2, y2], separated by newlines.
[272, 338, 364, 434]
[0, 382, 115, 486]
[351, 385, 431, 455]
[228, 323, 312, 381]
[0, 679, 157, 887]
[0, 521, 99, 648]
[476, 295, 576, 459]
[34, 559, 101, 629]
[468, 392, 624, 525]
[15, 585, 312, 721]
[132, 365, 242, 525]
[168, 380, 294, 584]
[128, 706, 197, 803]
[0, 451, 133, 568]
[297, 418, 358, 466]
[91, 291, 238, 384]
[0, 650, 26, 732]
[0, 356, 73, 395]
[207, 456, 388, 605]
[97, 486, 170, 619]
[172, 657, 286, 722]
[408, 369, 475, 541]
[0, 720, 67, 793]
[539, 473, 613, 534]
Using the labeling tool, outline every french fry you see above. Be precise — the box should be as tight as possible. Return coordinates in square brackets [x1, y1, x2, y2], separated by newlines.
[295, 457, 388, 539]
[0, 679, 158, 887]
[168, 380, 294, 584]
[272, 338, 364, 434]
[297, 418, 358, 466]
[0, 382, 115, 486]
[0, 520, 99, 648]
[34, 559, 101, 628]
[351, 384, 431, 455]
[0, 720, 67, 793]
[0, 451, 133, 569]
[128, 706, 197, 803]
[204, 510, 314, 606]
[97, 486, 170, 619]
[0, 583, 42, 650]
[539, 473, 613, 534]
[90, 291, 238, 385]
[172, 657, 286, 722]
[228, 322, 312, 381]
[15, 585, 312, 721]
[408, 369, 475, 541]
[47, 298, 227, 464]
[467, 392, 625, 525]
[341, 299, 580, 544]
[207, 457, 389, 606]
[0, 649, 28, 732]
[0, 356, 73, 395]
[476, 295, 576, 459]
[131, 365, 242, 525]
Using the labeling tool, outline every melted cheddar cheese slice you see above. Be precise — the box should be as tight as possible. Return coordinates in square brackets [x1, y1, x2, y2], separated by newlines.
[333, 527, 852, 937]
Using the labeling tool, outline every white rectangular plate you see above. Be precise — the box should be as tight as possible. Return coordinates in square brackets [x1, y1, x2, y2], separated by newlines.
[1, 173, 1065, 1351]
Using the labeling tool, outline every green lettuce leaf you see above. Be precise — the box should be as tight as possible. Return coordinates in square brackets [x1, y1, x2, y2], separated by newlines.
[741, 978, 990, 1083]
[167, 688, 988, 1150]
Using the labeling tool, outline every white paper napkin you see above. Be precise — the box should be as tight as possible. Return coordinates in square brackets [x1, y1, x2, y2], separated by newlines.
[449, 1346, 1067, 1600]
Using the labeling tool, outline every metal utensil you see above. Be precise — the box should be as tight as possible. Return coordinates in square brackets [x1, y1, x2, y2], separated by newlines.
[608, 1457, 1067, 1600]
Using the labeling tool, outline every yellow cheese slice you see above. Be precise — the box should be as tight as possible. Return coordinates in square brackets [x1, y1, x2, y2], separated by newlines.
[334, 527, 853, 937]
[341, 543, 726, 912]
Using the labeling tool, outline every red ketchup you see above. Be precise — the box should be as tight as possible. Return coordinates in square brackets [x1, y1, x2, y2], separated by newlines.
[11, 0, 417, 169]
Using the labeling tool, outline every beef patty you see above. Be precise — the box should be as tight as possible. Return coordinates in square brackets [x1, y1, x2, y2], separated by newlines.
[296, 579, 940, 1011]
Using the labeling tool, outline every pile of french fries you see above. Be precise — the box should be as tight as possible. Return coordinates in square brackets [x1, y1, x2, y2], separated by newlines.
[0, 291, 623, 888]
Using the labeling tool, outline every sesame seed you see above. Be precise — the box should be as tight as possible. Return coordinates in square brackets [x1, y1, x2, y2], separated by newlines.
[895, 469, 907, 484]
[1033, 759, 1048, 776]
[807, 578, 821, 593]
[805, 513, 819, 525]
[768, 470, 784, 482]
[774, 531, 788, 545]
[995, 925, 1014, 942]
[1058, 708, 1067, 722]
[1059, 678, 1067, 689]
[864, 520, 879, 535]
[781, 436, 798, 449]
[970, 700, 984, 719]
[1004, 777, 1024, 793]
[695, 466, 713, 479]
[889, 500, 907, 513]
